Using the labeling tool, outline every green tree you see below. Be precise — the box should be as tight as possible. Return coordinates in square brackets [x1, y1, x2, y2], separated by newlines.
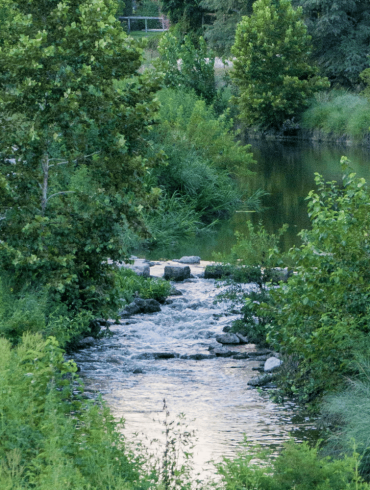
[160, 0, 205, 33]
[295, 0, 370, 88]
[0, 0, 161, 323]
[201, 0, 255, 55]
[155, 32, 216, 101]
[231, 0, 329, 129]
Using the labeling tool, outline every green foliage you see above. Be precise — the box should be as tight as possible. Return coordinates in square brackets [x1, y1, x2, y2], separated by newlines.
[217, 439, 370, 490]
[0, 275, 92, 347]
[142, 88, 257, 248]
[115, 267, 172, 303]
[229, 221, 288, 268]
[231, 0, 329, 129]
[216, 221, 288, 345]
[295, 0, 370, 88]
[322, 358, 370, 480]
[201, 0, 254, 55]
[0, 0, 161, 321]
[266, 159, 370, 402]
[302, 91, 370, 138]
[0, 334, 144, 489]
[159, 0, 204, 33]
[155, 32, 216, 102]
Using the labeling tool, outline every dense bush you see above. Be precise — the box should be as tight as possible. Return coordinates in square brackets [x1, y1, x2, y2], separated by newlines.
[231, 0, 329, 129]
[155, 32, 216, 102]
[264, 159, 370, 402]
[302, 91, 370, 138]
[217, 439, 370, 490]
[0, 0, 161, 324]
[0, 334, 146, 489]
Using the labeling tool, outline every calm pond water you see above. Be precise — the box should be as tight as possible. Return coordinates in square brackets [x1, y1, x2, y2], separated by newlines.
[148, 141, 370, 261]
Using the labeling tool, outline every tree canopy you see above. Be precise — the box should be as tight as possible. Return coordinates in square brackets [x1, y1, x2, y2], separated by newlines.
[0, 0, 161, 319]
[295, 0, 370, 87]
[231, 0, 329, 128]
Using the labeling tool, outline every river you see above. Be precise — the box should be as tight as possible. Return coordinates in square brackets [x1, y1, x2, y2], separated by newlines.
[74, 141, 370, 479]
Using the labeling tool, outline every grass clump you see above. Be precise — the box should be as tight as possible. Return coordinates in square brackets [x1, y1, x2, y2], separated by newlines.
[142, 88, 258, 249]
[116, 267, 172, 304]
[302, 91, 370, 138]
[322, 357, 370, 480]
[0, 333, 145, 489]
[217, 439, 370, 490]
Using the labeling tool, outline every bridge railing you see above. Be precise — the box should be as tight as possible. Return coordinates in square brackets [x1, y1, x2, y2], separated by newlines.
[119, 16, 168, 33]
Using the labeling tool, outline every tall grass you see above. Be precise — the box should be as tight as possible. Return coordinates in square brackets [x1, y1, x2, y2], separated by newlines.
[322, 357, 370, 479]
[142, 88, 257, 249]
[0, 333, 145, 489]
[302, 91, 370, 138]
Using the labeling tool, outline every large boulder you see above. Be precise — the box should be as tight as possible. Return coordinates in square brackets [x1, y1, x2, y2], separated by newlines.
[235, 332, 249, 344]
[164, 265, 191, 282]
[215, 333, 240, 345]
[264, 356, 283, 372]
[123, 298, 161, 316]
[173, 256, 201, 264]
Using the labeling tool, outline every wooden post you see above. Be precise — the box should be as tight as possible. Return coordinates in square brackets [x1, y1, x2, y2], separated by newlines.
[145, 18, 147, 33]
[128, 17, 131, 33]
[161, 17, 164, 31]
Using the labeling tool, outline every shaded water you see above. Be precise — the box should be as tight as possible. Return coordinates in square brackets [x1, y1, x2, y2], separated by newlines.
[75, 265, 315, 477]
[149, 141, 370, 260]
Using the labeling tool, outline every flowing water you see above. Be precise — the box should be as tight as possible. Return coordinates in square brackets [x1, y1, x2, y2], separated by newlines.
[76, 141, 370, 477]
[75, 261, 315, 477]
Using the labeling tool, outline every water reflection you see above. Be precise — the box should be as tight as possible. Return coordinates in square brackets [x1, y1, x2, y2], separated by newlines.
[148, 141, 370, 260]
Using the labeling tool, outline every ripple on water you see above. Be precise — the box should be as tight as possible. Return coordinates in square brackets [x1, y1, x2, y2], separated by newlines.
[74, 277, 314, 477]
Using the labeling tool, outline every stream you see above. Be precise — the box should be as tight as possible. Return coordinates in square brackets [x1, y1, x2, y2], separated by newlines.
[74, 140, 370, 477]
[74, 260, 315, 477]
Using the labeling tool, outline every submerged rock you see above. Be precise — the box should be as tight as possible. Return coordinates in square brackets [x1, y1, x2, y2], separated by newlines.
[247, 374, 273, 387]
[212, 347, 234, 357]
[169, 286, 183, 296]
[153, 352, 177, 359]
[173, 256, 201, 264]
[248, 349, 272, 357]
[235, 332, 249, 344]
[232, 353, 249, 359]
[187, 353, 216, 360]
[133, 368, 144, 374]
[164, 265, 191, 282]
[215, 333, 240, 345]
[77, 337, 95, 347]
[122, 298, 161, 316]
[264, 356, 283, 372]
[222, 326, 232, 333]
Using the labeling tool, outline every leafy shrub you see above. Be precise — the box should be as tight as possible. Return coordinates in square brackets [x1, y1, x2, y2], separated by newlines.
[217, 439, 370, 490]
[265, 159, 370, 402]
[302, 92, 370, 138]
[155, 33, 216, 102]
[0, 334, 144, 489]
[231, 0, 329, 129]
[115, 267, 172, 304]
[0, 276, 92, 347]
